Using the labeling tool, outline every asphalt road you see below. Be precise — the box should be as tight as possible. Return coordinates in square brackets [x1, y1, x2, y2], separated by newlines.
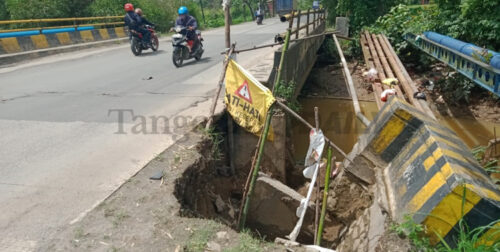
[0, 18, 288, 251]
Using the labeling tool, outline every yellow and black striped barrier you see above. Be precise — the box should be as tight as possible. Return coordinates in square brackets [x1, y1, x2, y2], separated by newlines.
[363, 97, 500, 246]
[0, 26, 127, 55]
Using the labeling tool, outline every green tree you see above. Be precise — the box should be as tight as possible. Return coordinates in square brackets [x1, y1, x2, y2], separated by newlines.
[336, 0, 402, 33]
[5, 0, 72, 19]
[85, 0, 130, 17]
[0, 0, 9, 20]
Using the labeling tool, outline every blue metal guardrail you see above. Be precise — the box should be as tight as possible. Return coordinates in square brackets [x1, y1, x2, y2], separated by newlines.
[404, 32, 500, 97]
[0, 16, 123, 38]
[0, 26, 95, 38]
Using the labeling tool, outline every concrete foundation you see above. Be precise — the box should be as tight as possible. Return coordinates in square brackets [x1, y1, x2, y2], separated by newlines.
[247, 173, 316, 242]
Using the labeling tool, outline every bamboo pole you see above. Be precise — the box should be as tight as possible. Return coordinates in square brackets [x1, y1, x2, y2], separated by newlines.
[332, 34, 371, 126]
[205, 45, 235, 130]
[313, 107, 320, 243]
[224, 0, 236, 176]
[275, 101, 371, 185]
[238, 28, 292, 230]
[226, 32, 348, 54]
[275, 101, 350, 162]
[316, 147, 333, 245]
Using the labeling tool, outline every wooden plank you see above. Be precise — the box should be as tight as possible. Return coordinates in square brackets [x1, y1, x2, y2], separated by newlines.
[360, 33, 383, 109]
[381, 34, 436, 120]
[371, 33, 406, 101]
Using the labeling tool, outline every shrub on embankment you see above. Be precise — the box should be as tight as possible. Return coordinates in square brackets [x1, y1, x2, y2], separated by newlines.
[367, 1, 500, 103]
[0, 0, 260, 32]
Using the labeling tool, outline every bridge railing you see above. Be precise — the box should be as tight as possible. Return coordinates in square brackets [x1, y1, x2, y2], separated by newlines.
[404, 33, 500, 97]
[0, 16, 124, 37]
[279, 9, 326, 39]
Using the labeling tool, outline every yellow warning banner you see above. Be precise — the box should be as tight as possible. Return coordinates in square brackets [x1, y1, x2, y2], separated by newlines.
[224, 59, 276, 139]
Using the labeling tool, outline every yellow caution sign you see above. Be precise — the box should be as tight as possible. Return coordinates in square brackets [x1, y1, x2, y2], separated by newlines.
[225, 59, 276, 139]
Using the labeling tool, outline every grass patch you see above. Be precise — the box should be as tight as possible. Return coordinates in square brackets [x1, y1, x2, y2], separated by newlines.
[392, 186, 500, 251]
[223, 230, 275, 252]
[184, 222, 219, 252]
[199, 126, 224, 161]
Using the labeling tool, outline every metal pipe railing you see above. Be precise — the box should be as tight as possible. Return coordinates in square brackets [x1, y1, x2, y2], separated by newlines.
[0, 16, 124, 35]
[0, 16, 123, 25]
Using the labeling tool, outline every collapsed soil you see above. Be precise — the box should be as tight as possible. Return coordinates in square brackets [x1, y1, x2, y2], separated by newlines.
[37, 131, 284, 252]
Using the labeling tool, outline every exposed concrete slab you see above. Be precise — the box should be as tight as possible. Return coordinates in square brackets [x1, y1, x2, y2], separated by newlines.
[247, 173, 315, 242]
[233, 111, 287, 183]
[268, 23, 326, 96]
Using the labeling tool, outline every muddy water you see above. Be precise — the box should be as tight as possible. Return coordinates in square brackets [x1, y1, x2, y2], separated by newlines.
[291, 98, 379, 162]
[291, 98, 500, 162]
[438, 116, 500, 148]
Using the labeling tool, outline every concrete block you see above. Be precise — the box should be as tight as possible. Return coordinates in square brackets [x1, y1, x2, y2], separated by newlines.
[0, 37, 21, 54]
[335, 17, 349, 37]
[269, 23, 326, 97]
[358, 97, 500, 246]
[233, 112, 287, 183]
[247, 174, 315, 242]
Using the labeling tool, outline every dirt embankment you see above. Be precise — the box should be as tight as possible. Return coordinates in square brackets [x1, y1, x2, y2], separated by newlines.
[406, 62, 500, 124]
[38, 129, 282, 252]
[299, 62, 376, 102]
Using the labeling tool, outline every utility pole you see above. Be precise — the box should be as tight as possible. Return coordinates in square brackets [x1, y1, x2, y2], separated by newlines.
[224, 0, 231, 48]
[199, 0, 206, 24]
[223, 0, 235, 175]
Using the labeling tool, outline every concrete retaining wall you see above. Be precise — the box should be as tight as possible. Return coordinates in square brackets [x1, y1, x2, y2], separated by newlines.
[268, 23, 326, 97]
[0, 27, 128, 55]
[344, 97, 500, 247]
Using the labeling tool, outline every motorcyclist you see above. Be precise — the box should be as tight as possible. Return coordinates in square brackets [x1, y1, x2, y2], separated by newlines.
[255, 7, 264, 24]
[135, 8, 155, 27]
[124, 3, 151, 46]
[175, 6, 199, 53]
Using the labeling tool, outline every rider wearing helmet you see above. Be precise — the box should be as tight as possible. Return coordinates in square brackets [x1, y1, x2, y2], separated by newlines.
[135, 8, 155, 27]
[124, 3, 151, 46]
[175, 6, 199, 53]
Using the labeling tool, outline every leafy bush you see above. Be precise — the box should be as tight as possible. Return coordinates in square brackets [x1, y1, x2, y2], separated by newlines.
[371, 1, 500, 52]
[0, 0, 256, 31]
[336, 0, 401, 33]
[0, 0, 9, 20]
[5, 0, 74, 19]
[275, 80, 301, 112]
[433, 0, 500, 51]
[434, 73, 476, 104]
[370, 4, 437, 52]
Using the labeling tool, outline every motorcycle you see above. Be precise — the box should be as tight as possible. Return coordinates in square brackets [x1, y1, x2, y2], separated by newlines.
[171, 26, 204, 67]
[130, 25, 159, 56]
[256, 14, 263, 25]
